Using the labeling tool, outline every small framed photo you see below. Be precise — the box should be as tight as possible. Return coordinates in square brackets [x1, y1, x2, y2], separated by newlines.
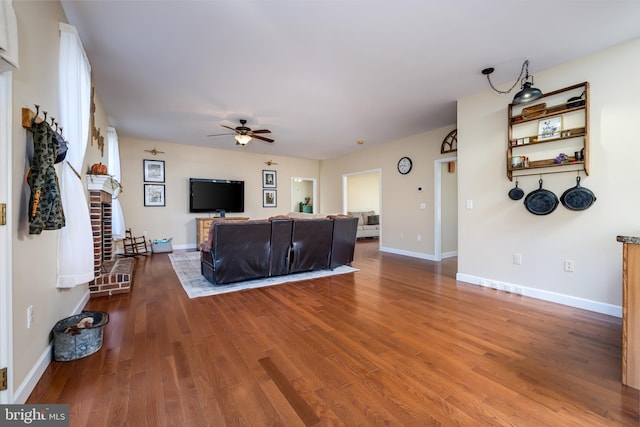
[262, 170, 277, 188]
[144, 184, 165, 207]
[263, 189, 277, 208]
[143, 159, 165, 182]
[538, 117, 562, 140]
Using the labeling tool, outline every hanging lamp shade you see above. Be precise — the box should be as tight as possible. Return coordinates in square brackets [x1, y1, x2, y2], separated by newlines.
[482, 60, 543, 104]
[512, 81, 543, 104]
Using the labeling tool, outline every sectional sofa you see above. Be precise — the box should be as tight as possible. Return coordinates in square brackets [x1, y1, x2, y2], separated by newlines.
[348, 210, 380, 239]
[200, 215, 359, 284]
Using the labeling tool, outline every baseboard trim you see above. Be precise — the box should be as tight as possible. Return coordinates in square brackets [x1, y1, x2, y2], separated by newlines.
[13, 289, 91, 404]
[442, 250, 458, 259]
[456, 273, 622, 318]
[380, 246, 438, 261]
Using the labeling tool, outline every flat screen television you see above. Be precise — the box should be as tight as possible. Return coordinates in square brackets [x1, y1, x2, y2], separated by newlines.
[189, 178, 245, 213]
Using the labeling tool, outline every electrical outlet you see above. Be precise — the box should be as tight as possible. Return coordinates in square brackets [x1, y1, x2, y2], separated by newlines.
[564, 260, 574, 272]
[27, 305, 33, 328]
[513, 253, 522, 265]
[466, 200, 473, 209]
[417, 234, 421, 241]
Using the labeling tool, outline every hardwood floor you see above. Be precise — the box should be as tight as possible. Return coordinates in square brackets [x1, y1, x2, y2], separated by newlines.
[28, 240, 639, 426]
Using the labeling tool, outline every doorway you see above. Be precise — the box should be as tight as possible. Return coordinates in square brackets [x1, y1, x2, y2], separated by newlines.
[342, 169, 382, 243]
[291, 177, 317, 213]
[434, 157, 457, 261]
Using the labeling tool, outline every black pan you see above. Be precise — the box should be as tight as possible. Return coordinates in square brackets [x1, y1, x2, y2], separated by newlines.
[508, 180, 524, 200]
[560, 176, 596, 211]
[524, 179, 559, 215]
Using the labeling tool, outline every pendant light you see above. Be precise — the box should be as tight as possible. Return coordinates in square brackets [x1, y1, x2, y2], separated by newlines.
[482, 60, 543, 104]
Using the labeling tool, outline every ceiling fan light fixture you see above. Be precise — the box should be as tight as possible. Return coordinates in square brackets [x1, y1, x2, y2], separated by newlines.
[235, 134, 252, 145]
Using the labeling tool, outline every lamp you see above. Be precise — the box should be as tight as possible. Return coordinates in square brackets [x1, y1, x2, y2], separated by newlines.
[482, 60, 543, 104]
[234, 134, 252, 145]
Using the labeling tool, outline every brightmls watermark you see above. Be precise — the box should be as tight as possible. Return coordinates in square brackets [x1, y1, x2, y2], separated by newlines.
[0, 405, 69, 426]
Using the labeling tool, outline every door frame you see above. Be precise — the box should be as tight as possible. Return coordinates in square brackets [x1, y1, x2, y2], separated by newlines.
[342, 168, 382, 245]
[0, 71, 14, 404]
[290, 177, 318, 213]
[434, 156, 457, 261]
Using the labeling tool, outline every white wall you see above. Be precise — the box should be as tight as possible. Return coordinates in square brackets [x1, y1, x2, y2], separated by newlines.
[457, 38, 640, 315]
[118, 137, 320, 248]
[10, 1, 105, 401]
[346, 172, 379, 213]
[320, 125, 456, 258]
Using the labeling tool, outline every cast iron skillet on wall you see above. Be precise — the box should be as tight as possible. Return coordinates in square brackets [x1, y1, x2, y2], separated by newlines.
[524, 179, 559, 215]
[560, 176, 596, 210]
[508, 180, 524, 200]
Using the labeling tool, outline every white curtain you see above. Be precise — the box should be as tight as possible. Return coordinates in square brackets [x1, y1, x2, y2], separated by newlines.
[57, 23, 94, 288]
[107, 127, 125, 239]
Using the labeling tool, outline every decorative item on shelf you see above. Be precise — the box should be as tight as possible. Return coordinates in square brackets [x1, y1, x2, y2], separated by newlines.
[567, 91, 586, 108]
[482, 59, 543, 104]
[521, 102, 547, 119]
[554, 153, 568, 164]
[538, 116, 562, 140]
[90, 162, 107, 175]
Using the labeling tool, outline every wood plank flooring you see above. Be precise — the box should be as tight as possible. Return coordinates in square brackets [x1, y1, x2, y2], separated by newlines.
[28, 241, 639, 426]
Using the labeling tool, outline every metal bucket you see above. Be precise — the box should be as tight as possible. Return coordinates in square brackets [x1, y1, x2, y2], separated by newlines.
[53, 311, 109, 361]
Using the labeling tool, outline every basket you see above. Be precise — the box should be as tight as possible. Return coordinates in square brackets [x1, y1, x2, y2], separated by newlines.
[150, 238, 173, 253]
[521, 102, 547, 119]
[53, 311, 109, 361]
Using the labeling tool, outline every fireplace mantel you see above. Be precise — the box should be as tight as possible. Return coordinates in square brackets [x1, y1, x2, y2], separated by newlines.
[86, 174, 119, 195]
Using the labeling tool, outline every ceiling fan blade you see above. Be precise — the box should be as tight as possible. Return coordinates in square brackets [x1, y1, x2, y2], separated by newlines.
[207, 132, 234, 137]
[221, 125, 239, 132]
[251, 129, 271, 134]
[251, 134, 274, 143]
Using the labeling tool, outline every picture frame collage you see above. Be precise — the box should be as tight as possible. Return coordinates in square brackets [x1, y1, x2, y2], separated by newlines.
[143, 159, 165, 207]
[262, 170, 277, 208]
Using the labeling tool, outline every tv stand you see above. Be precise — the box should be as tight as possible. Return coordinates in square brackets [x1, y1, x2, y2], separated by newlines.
[196, 217, 249, 250]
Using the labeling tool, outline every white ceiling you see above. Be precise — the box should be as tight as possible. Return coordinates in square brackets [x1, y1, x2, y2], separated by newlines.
[61, 1, 640, 160]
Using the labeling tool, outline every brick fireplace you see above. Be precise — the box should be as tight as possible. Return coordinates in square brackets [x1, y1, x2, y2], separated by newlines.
[87, 175, 133, 297]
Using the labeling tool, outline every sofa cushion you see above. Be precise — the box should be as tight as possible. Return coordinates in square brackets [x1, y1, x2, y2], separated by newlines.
[367, 214, 379, 225]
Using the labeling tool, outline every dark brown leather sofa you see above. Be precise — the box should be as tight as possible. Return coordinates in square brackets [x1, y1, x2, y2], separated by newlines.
[200, 216, 358, 285]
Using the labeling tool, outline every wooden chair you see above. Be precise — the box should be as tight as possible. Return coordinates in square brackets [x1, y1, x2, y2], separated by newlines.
[123, 228, 149, 256]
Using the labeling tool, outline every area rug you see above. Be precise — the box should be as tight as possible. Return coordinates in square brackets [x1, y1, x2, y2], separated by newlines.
[169, 251, 358, 299]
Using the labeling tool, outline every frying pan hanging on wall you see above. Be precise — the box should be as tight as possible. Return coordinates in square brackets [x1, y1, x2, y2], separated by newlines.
[560, 176, 596, 210]
[524, 179, 559, 215]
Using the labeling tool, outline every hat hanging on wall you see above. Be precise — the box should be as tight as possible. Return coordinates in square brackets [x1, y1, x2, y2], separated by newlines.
[482, 60, 543, 104]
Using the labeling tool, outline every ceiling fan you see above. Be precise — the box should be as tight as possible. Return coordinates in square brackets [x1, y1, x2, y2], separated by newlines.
[207, 119, 274, 145]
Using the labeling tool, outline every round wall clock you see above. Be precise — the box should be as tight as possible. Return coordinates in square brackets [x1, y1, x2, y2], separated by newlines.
[397, 156, 412, 174]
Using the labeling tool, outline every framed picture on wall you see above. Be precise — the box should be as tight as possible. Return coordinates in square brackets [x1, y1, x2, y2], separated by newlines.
[144, 184, 165, 207]
[262, 170, 277, 188]
[143, 159, 165, 182]
[263, 189, 277, 208]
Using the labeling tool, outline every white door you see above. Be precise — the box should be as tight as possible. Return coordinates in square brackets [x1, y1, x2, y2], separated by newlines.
[0, 71, 14, 404]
